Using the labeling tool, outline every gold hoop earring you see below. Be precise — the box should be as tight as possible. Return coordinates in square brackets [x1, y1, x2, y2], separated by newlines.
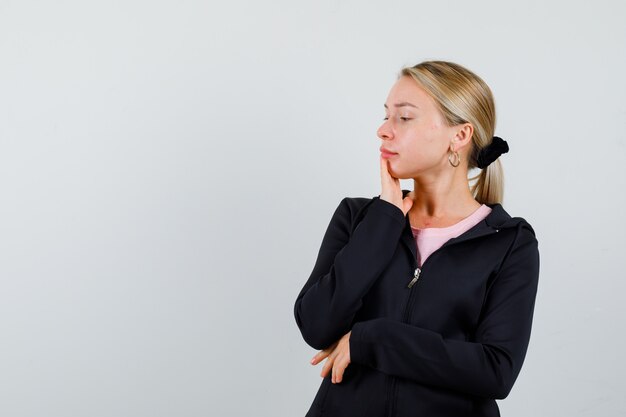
[448, 149, 461, 167]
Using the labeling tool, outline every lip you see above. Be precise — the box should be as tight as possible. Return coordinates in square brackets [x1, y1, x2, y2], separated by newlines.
[380, 146, 398, 157]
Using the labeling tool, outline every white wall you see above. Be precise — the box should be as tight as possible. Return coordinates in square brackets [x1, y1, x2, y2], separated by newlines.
[1, 0, 624, 416]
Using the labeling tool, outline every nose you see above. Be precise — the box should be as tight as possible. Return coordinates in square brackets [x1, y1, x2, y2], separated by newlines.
[377, 119, 392, 141]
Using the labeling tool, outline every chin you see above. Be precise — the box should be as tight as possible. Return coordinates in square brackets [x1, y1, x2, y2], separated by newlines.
[388, 167, 411, 180]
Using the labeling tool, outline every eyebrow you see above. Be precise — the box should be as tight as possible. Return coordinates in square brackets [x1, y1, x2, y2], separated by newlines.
[384, 102, 419, 109]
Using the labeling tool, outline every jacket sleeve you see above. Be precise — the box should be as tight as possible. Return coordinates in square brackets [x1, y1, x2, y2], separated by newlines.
[349, 224, 540, 400]
[294, 196, 406, 350]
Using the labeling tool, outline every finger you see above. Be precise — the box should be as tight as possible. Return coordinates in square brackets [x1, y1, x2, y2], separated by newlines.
[381, 154, 399, 186]
[335, 358, 344, 383]
[380, 156, 392, 199]
[321, 359, 333, 378]
[311, 349, 330, 365]
[341, 354, 350, 383]
[380, 155, 391, 182]
[332, 355, 346, 384]
[324, 348, 341, 377]
[402, 196, 414, 215]
[320, 356, 334, 378]
[312, 339, 339, 364]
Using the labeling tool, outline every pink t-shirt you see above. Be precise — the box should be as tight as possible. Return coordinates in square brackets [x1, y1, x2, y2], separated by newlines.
[411, 204, 492, 267]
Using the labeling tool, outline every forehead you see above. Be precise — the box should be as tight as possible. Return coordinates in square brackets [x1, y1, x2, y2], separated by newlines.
[385, 76, 436, 109]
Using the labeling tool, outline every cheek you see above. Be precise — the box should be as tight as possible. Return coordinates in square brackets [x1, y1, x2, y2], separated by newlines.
[395, 138, 445, 169]
[426, 125, 445, 142]
[423, 130, 449, 154]
[405, 134, 439, 156]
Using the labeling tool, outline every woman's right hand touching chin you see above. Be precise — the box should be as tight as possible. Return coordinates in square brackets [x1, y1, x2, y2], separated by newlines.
[379, 155, 413, 216]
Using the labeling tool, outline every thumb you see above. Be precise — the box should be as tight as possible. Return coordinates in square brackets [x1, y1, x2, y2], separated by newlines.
[402, 196, 413, 216]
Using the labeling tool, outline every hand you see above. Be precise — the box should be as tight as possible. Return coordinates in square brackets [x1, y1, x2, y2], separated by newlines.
[380, 155, 413, 215]
[309, 331, 352, 384]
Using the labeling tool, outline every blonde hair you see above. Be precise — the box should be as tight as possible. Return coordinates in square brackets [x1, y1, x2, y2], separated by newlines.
[400, 60, 504, 205]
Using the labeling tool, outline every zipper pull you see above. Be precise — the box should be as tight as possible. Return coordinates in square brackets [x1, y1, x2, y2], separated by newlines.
[407, 267, 421, 288]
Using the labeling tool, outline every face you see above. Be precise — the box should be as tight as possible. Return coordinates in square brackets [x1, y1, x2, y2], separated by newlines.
[378, 75, 458, 179]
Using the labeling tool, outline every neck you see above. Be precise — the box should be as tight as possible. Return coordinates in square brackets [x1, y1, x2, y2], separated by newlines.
[408, 167, 480, 220]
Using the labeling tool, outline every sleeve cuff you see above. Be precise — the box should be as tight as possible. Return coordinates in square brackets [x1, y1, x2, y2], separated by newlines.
[350, 320, 374, 367]
[369, 197, 406, 226]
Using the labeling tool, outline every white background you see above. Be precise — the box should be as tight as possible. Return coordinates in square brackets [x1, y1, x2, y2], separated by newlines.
[1, 0, 625, 416]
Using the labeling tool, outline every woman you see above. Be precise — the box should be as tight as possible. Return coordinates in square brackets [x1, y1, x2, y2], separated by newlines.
[293, 60, 540, 417]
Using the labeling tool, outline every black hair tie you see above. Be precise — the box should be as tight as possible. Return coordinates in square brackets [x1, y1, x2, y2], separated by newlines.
[476, 136, 509, 169]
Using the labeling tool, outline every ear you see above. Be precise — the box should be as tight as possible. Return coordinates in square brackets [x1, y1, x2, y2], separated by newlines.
[450, 123, 474, 152]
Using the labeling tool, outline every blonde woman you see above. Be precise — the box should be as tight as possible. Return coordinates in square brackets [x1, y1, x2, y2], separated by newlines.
[294, 61, 540, 416]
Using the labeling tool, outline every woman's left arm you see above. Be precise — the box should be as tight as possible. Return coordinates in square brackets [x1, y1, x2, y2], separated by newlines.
[349, 225, 540, 400]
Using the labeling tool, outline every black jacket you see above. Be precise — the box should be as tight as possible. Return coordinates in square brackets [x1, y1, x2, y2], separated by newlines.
[294, 189, 540, 417]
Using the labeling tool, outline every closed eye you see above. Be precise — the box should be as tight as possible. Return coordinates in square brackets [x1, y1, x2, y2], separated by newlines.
[383, 116, 413, 121]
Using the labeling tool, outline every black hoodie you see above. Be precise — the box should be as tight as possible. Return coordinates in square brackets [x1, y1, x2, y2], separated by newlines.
[294, 189, 540, 417]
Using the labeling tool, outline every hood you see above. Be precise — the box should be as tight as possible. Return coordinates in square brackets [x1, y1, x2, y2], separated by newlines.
[349, 189, 536, 265]
[397, 189, 531, 231]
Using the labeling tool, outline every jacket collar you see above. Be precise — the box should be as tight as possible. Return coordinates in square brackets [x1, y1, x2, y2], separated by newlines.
[395, 189, 521, 263]
[399, 188, 515, 228]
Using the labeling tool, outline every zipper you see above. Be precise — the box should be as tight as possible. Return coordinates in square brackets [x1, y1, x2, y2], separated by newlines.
[386, 225, 500, 416]
[402, 226, 500, 290]
[407, 267, 421, 288]
[387, 376, 398, 417]
[401, 228, 500, 318]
